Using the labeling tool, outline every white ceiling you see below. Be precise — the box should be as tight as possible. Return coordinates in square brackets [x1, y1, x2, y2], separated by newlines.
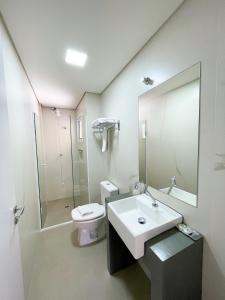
[0, 0, 183, 109]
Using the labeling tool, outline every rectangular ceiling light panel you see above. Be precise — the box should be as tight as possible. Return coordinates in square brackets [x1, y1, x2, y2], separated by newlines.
[65, 48, 87, 67]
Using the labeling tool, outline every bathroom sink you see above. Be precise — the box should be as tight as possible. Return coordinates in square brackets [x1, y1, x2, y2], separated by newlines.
[107, 194, 182, 259]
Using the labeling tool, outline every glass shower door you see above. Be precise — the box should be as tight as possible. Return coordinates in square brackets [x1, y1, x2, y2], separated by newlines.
[71, 115, 89, 207]
[34, 113, 47, 227]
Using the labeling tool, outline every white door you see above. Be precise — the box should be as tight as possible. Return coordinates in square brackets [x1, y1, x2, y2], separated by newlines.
[0, 38, 24, 300]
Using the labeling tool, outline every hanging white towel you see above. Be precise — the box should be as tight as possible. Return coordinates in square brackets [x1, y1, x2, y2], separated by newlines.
[102, 129, 108, 152]
[77, 205, 93, 216]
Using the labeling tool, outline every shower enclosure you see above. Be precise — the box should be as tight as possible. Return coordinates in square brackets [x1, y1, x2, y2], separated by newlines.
[72, 115, 89, 207]
[34, 107, 89, 228]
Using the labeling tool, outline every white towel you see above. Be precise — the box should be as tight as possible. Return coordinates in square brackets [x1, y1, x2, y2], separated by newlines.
[77, 205, 93, 216]
[92, 118, 118, 128]
[102, 129, 108, 152]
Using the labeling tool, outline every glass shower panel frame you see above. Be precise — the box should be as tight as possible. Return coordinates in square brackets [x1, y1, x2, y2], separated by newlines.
[33, 113, 47, 228]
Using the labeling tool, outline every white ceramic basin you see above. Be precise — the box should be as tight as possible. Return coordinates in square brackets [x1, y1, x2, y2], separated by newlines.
[107, 194, 182, 259]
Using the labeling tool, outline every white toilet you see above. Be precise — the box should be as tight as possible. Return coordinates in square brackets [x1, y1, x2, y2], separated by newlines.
[71, 180, 118, 246]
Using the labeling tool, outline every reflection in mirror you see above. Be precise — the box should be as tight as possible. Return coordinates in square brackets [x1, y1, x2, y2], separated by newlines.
[77, 117, 84, 140]
[139, 63, 200, 207]
[139, 120, 147, 183]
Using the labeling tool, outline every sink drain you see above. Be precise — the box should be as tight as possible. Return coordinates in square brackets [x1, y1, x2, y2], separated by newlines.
[138, 217, 146, 224]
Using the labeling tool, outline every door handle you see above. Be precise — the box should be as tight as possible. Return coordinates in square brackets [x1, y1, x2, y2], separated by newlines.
[13, 205, 25, 224]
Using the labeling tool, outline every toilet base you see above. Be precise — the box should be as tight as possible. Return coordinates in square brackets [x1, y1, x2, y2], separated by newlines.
[76, 217, 106, 246]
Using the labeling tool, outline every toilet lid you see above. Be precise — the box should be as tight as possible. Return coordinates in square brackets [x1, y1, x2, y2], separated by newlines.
[71, 203, 105, 222]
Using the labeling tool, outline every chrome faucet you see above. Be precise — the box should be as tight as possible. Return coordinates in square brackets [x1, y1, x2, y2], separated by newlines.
[167, 176, 177, 195]
[143, 184, 158, 207]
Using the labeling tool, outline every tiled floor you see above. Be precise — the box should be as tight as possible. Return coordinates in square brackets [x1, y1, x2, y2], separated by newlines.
[44, 197, 74, 228]
[43, 195, 89, 228]
[28, 223, 150, 300]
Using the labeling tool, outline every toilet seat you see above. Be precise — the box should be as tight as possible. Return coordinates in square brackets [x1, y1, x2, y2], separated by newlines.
[71, 203, 105, 222]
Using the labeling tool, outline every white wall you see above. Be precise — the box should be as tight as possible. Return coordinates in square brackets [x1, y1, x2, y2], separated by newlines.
[85, 93, 107, 203]
[0, 24, 24, 300]
[41, 107, 74, 202]
[101, 0, 225, 299]
[0, 18, 40, 299]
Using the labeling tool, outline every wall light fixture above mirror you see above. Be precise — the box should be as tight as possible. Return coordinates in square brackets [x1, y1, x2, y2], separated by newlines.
[139, 63, 201, 207]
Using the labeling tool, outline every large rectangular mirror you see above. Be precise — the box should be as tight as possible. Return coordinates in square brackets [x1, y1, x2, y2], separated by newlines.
[139, 63, 200, 207]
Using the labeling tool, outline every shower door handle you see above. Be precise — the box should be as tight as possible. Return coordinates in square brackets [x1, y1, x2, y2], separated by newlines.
[13, 205, 25, 224]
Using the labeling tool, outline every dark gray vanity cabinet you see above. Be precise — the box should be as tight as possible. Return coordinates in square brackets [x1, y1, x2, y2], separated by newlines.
[106, 193, 136, 274]
[140, 228, 203, 300]
[106, 195, 203, 300]
[107, 218, 136, 274]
